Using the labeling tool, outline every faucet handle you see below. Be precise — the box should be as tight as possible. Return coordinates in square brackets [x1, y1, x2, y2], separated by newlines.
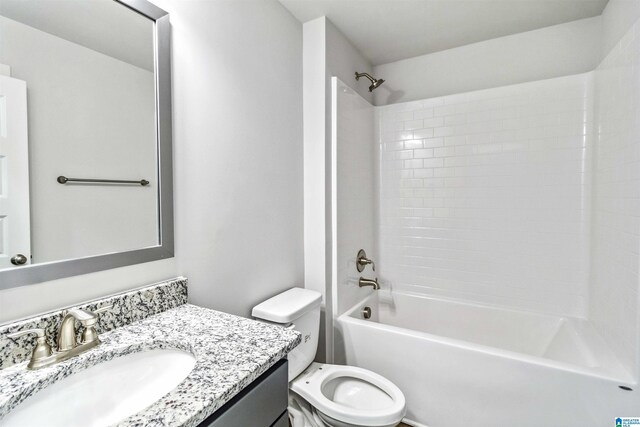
[81, 305, 112, 344]
[66, 305, 112, 327]
[92, 305, 112, 315]
[7, 328, 53, 368]
[356, 249, 376, 272]
[7, 327, 47, 340]
[65, 308, 96, 323]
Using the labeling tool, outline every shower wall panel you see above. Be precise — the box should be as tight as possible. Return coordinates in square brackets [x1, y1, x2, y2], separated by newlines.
[377, 74, 594, 317]
[330, 77, 376, 363]
[331, 78, 376, 321]
[590, 15, 640, 378]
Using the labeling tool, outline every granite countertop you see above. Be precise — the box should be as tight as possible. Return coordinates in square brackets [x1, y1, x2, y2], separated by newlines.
[0, 303, 301, 427]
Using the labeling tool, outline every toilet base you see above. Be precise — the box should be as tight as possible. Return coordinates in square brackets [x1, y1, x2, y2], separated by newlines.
[288, 392, 327, 427]
[314, 409, 399, 427]
[288, 392, 400, 427]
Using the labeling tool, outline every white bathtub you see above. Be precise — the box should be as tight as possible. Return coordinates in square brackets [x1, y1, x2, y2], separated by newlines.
[337, 291, 638, 427]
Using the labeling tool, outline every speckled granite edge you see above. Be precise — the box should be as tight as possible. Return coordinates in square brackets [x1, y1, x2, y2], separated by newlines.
[0, 304, 301, 427]
[0, 277, 188, 369]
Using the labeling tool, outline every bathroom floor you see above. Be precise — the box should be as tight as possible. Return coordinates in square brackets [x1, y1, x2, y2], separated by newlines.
[289, 421, 411, 426]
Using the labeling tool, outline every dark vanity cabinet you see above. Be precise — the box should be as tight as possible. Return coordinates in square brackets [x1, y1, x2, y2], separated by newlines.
[198, 359, 289, 427]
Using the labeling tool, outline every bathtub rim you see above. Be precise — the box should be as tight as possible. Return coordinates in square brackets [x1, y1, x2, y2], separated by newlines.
[338, 291, 635, 385]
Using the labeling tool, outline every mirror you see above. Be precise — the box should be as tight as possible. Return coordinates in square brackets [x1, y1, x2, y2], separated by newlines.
[0, 0, 173, 289]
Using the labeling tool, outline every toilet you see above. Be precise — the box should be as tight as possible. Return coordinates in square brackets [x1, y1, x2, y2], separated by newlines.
[252, 288, 406, 427]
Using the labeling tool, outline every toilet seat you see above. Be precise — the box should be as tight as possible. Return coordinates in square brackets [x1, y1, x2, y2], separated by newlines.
[290, 363, 406, 427]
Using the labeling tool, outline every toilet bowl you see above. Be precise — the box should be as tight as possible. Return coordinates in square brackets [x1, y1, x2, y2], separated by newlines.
[252, 288, 406, 427]
[290, 362, 406, 427]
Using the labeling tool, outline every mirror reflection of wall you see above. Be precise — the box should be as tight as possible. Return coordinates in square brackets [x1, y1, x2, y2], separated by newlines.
[0, 0, 158, 269]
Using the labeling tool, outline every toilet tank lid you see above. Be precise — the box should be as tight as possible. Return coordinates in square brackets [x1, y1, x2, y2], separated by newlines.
[252, 288, 322, 323]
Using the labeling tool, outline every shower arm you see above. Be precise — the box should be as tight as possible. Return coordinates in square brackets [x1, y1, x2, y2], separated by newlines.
[355, 72, 376, 84]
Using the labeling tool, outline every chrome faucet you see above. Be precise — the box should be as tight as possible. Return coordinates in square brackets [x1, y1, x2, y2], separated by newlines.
[7, 305, 111, 370]
[359, 277, 380, 290]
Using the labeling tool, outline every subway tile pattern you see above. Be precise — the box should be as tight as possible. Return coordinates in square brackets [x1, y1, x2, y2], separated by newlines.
[590, 17, 640, 377]
[377, 75, 594, 317]
[0, 277, 187, 369]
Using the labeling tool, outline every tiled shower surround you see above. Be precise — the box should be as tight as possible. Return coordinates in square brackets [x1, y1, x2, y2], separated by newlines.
[590, 18, 640, 377]
[375, 16, 640, 377]
[378, 74, 594, 318]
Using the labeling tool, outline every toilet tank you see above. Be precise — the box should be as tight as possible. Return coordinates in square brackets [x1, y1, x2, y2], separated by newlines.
[252, 288, 322, 380]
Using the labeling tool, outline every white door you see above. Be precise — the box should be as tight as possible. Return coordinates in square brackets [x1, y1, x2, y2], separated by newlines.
[0, 74, 31, 269]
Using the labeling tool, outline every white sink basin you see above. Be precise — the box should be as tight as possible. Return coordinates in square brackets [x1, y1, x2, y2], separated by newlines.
[3, 348, 196, 427]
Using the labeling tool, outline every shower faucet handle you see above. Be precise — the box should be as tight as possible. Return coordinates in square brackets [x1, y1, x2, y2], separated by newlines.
[356, 249, 376, 272]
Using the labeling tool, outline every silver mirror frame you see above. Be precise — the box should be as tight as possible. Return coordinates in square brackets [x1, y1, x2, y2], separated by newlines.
[0, 0, 173, 290]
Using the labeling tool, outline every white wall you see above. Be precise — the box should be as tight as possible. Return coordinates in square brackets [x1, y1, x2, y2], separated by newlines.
[153, 0, 304, 318]
[331, 78, 374, 363]
[302, 17, 330, 362]
[0, 15, 157, 263]
[589, 3, 640, 379]
[303, 16, 373, 362]
[303, 15, 328, 322]
[326, 20, 373, 104]
[377, 74, 594, 317]
[0, 259, 176, 323]
[0, 0, 304, 324]
[304, 18, 373, 307]
[373, 17, 601, 105]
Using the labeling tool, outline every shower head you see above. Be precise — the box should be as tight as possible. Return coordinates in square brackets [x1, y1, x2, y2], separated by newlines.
[355, 72, 385, 92]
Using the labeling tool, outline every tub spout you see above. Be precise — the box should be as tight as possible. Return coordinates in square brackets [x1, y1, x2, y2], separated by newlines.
[359, 277, 380, 290]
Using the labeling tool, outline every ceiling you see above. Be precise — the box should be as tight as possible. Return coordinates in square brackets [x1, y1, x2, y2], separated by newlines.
[279, 0, 610, 65]
[0, 0, 154, 71]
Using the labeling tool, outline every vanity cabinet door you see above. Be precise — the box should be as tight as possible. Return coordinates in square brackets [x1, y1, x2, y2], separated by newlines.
[271, 411, 289, 427]
[198, 359, 288, 427]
